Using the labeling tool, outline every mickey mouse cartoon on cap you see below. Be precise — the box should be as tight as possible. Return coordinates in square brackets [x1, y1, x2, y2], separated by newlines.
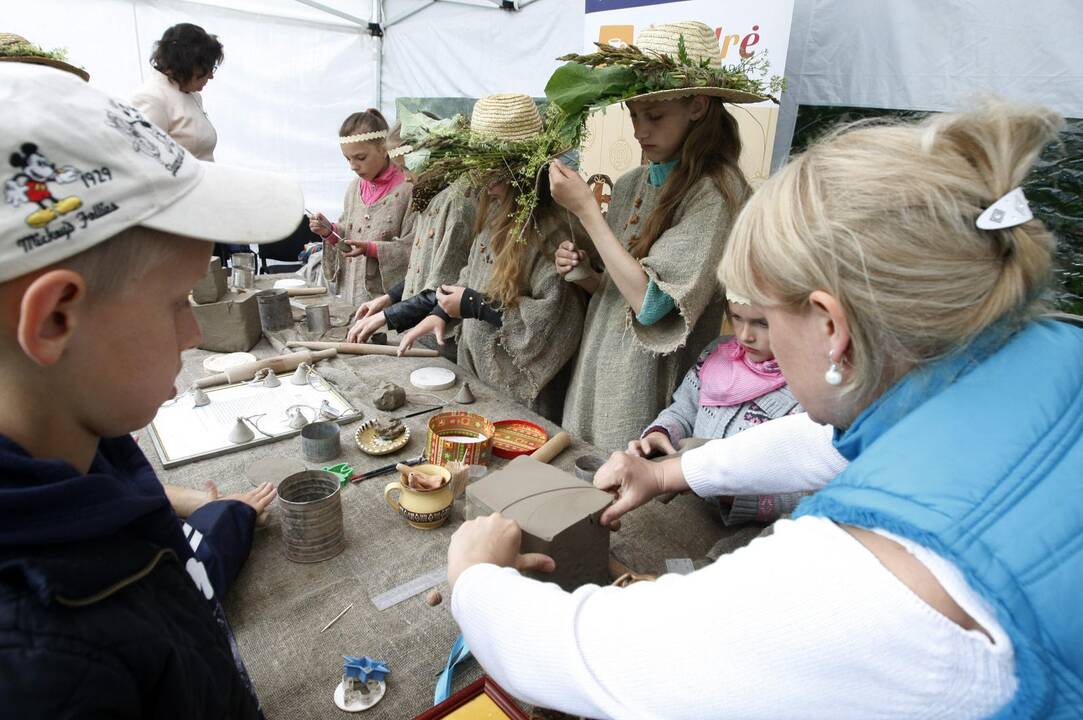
[4, 143, 83, 228]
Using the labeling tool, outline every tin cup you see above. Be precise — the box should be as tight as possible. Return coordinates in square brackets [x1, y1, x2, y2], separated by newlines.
[257, 288, 293, 332]
[278, 470, 345, 562]
[231, 251, 256, 271]
[231, 267, 254, 289]
[306, 303, 331, 334]
[301, 420, 341, 463]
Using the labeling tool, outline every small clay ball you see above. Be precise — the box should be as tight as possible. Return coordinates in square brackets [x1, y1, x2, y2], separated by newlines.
[372, 381, 405, 411]
[426, 590, 442, 606]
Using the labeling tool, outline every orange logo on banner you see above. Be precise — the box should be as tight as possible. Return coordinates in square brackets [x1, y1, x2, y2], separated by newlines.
[597, 24, 634, 48]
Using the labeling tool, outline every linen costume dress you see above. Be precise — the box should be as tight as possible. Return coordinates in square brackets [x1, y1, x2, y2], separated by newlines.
[562, 165, 746, 449]
[447, 208, 587, 422]
[322, 168, 415, 306]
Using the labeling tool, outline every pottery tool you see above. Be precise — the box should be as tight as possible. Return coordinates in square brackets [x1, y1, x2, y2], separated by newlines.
[194, 348, 336, 388]
[409, 366, 457, 390]
[286, 340, 438, 358]
[350, 453, 424, 483]
[392, 405, 444, 421]
[529, 431, 571, 464]
[492, 420, 548, 459]
[371, 565, 447, 610]
[320, 602, 353, 632]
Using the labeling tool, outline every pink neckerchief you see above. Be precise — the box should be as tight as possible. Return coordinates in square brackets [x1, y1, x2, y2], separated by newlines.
[699, 338, 787, 407]
[359, 161, 406, 205]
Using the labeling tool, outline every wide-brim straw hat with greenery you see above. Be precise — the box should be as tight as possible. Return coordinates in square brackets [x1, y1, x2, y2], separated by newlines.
[469, 93, 543, 143]
[0, 33, 89, 82]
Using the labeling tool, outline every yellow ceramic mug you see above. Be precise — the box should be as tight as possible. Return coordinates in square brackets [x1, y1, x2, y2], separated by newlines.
[384, 464, 453, 529]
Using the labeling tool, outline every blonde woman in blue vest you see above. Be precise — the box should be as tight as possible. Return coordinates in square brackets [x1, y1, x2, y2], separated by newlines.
[443, 101, 1082, 717]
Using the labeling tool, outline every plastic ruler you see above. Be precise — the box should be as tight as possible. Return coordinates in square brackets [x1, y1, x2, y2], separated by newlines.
[370, 566, 447, 610]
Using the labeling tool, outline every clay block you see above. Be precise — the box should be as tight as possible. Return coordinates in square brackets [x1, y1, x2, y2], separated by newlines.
[191, 290, 262, 352]
[191, 265, 228, 304]
[465, 456, 612, 591]
[372, 381, 405, 411]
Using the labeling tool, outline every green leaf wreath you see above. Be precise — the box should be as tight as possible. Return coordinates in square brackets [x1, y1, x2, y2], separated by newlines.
[0, 39, 72, 63]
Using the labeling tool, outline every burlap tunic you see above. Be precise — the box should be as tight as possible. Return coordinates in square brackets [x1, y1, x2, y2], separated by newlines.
[322, 177, 415, 306]
[402, 177, 477, 300]
[562, 165, 741, 450]
[455, 211, 587, 422]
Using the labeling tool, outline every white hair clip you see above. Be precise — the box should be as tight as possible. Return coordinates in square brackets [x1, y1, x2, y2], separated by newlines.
[976, 187, 1033, 231]
[725, 289, 752, 306]
[339, 130, 389, 144]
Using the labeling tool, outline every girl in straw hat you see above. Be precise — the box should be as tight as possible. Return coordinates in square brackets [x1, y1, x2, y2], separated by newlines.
[444, 99, 1077, 718]
[545, 21, 765, 450]
[397, 94, 587, 420]
[309, 108, 415, 306]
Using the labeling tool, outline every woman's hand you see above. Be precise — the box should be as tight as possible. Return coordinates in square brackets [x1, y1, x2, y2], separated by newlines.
[626, 431, 677, 458]
[436, 285, 465, 319]
[397, 314, 447, 355]
[549, 160, 598, 218]
[308, 212, 333, 238]
[593, 451, 679, 527]
[447, 513, 555, 591]
[554, 240, 589, 277]
[354, 295, 391, 321]
[346, 311, 386, 343]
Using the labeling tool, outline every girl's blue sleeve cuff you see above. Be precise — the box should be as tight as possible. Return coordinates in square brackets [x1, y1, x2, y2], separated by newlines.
[636, 279, 676, 325]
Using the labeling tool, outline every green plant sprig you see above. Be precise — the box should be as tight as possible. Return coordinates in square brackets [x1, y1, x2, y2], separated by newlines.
[0, 41, 71, 63]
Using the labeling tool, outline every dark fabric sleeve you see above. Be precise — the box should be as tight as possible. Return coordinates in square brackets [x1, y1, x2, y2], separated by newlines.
[184, 500, 256, 600]
[387, 280, 406, 304]
[458, 286, 504, 328]
[0, 646, 142, 718]
[385, 290, 439, 331]
[431, 305, 452, 322]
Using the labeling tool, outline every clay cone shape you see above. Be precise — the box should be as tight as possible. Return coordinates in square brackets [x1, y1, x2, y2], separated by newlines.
[290, 363, 311, 385]
[260, 369, 281, 388]
[454, 382, 476, 404]
[191, 385, 210, 407]
[228, 417, 255, 444]
[287, 408, 308, 429]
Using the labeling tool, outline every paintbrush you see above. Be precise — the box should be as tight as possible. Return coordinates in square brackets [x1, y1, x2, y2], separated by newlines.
[350, 454, 425, 483]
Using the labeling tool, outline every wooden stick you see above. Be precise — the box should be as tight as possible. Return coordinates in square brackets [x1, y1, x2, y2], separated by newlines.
[530, 431, 571, 464]
[286, 340, 439, 358]
[320, 603, 353, 633]
[194, 348, 337, 388]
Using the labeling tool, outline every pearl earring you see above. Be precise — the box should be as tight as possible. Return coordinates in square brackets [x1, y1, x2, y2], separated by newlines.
[825, 352, 843, 386]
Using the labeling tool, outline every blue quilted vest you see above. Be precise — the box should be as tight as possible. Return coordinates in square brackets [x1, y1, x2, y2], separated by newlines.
[795, 319, 1083, 719]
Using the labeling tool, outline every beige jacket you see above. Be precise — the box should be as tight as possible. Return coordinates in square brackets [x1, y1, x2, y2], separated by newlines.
[130, 69, 217, 161]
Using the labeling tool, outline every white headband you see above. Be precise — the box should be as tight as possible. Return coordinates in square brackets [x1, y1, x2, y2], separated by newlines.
[725, 289, 752, 306]
[339, 130, 388, 144]
[976, 187, 1033, 230]
[388, 144, 413, 158]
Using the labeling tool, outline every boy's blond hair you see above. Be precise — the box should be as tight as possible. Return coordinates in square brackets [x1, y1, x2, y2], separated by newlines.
[58, 227, 193, 299]
[719, 100, 1062, 408]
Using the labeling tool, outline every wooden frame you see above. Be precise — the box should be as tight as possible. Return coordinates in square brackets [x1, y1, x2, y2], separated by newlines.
[414, 676, 529, 719]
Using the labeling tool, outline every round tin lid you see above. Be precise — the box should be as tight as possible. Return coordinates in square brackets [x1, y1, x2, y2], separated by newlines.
[492, 419, 549, 459]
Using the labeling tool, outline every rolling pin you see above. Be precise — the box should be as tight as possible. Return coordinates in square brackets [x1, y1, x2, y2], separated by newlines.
[530, 431, 571, 464]
[194, 348, 336, 388]
[285, 287, 327, 297]
[286, 340, 439, 358]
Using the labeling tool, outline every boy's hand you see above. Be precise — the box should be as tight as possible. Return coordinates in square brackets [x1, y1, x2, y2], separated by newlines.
[448, 513, 555, 591]
[206, 480, 276, 525]
[626, 431, 676, 458]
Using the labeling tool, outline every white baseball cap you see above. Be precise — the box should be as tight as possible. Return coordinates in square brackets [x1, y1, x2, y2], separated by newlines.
[0, 63, 304, 284]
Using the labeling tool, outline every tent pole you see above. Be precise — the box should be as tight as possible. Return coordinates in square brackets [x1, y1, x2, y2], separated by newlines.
[291, 0, 368, 26]
[372, 0, 384, 110]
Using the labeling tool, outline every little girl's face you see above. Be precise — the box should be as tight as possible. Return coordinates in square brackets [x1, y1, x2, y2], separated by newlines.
[729, 303, 773, 361]
[341, 140, 389, 181]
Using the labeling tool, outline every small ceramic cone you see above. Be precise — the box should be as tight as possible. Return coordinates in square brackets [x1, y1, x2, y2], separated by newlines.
[191, 385, 210, 407]
[228, 417, 255, 444]
[290, 363, 311, 385]
[261, 369, 281, 388]
[287, 408, 308, 429]
[454, 382, 476, 404]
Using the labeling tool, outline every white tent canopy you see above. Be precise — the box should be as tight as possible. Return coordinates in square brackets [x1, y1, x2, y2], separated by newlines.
[10, 1, 1083, 214]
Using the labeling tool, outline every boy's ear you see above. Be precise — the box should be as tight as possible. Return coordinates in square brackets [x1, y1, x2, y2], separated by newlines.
[17, 270, 88, 366]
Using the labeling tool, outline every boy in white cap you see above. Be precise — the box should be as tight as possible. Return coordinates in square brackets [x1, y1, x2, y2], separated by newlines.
[0, 63, 302, 717]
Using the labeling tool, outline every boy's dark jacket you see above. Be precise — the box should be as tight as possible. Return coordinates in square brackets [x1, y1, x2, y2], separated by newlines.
[0, 433, 263, 718]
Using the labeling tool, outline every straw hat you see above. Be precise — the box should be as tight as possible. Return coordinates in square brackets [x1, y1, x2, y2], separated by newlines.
[470, 93, 543, 142]
[0, 33, 89, 82]
[627, 21, 765, 104]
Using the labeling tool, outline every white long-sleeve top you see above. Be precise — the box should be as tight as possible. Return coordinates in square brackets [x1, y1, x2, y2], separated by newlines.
[682, 412, 848, 497]
[130, 69, 217, 161]
[452, 515, 1016, 719]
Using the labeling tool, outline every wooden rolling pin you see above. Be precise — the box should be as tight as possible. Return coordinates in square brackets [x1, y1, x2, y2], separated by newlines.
[530, 431, 571, 464]
[286, 340, 439, 358]
[285, 287, 327, 297]
[195, 348, 336, 388]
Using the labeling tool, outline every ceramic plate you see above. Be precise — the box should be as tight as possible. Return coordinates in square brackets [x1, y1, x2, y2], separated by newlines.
[355, 419, 411, 456]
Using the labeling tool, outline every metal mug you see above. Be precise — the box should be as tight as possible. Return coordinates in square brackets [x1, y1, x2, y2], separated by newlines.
[305, 303, 331, 333]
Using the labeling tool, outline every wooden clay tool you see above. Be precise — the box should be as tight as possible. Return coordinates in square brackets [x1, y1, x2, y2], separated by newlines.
[286, 340, 439, 358]
[529, 431, 570, 464]
[195, 348, 336, 388]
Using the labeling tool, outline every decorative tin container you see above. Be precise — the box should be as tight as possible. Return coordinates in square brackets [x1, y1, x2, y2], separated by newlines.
[425, 411, 495, 466]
